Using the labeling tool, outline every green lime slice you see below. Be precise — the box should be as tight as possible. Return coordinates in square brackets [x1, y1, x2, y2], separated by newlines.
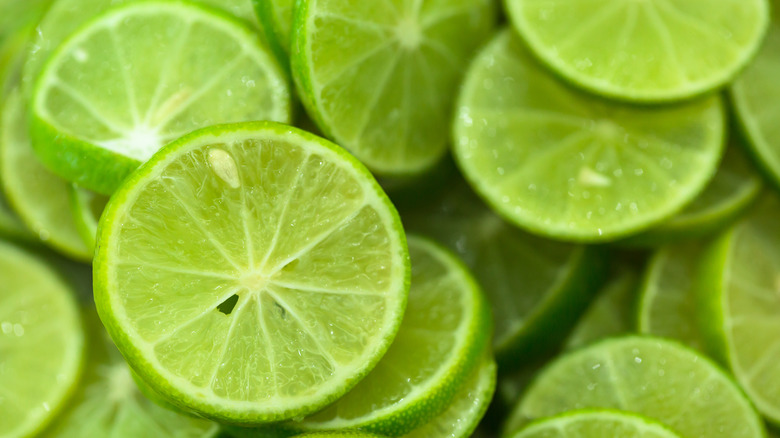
[94, 122, 410, 425]
[30, 1, 291, 195]
[68, 185, 109, 250]
[505, 336, 766, 438]
[402, 178, 606, 368]
[637, 242, 706, 351]
[289, 433, 386, 438]
[403, 353, 496, 438]
[0, 88, 92, 261]
[40, 312, 218, 438]
[509, 409, 682, 438]
[0, 240, 85, 438]
[731, 6, 780, 189]
[0, 189, 33, 243]
[697, 193, 780, 425]
[291, 0, 496, 175]
[453, 29, 726, 242]
[620, 142, 762, 247]
[505, 0, 769, 102]
[253, 0, 294, 64]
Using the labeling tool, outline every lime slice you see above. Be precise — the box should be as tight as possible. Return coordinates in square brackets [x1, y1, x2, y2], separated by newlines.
[403, 178, 606, 368]
[0, 191, 33, 243]
[68, 185, 109, 250]
[620, 142, 762, 247]
[0, 240, 85, 438]
[253, 0, 294, 64]
[94, 122, 410, 424]
[731, 6, 780, 189]
[0, 88, 92, 261]
[504, 336, 766, 438]
[509, 410, 682, 438]
[697, 193, 780, 425]
[637, 242, 706, 351]
[291, 0, 496, 175]
[403, 353, 496, 438]
[453, 29, 726, 242]
[41, 312, 218, 438]
[505, 0, 769, 102]
[289, 433, 385, 438]
[30, 1, 291, 195]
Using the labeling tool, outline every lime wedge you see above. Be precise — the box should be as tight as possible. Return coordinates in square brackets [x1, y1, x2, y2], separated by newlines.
[509, 410, 682, 438]
[637, 242, 706, 351]
[453, 29, 726, 242]
[0, 240, 85, 438]
[253, 0, 294, 64]
[1, 88, 92, 261]
[505, 336, 766, 438]
[68, 185, 109, 250]
[697, 193, 780, 425]
[505, 0, 769, 102]
[731, 6, 780, 189]
[94, 122, 410, 424]
[40, 312, 218, 438]
[402, 178, 606, 368]
[291, 0, 496, 175]
[620, 142, 762, 247]
[31, 1, 291, 195]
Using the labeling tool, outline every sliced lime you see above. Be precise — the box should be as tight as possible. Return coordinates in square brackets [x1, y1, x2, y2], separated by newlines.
[0, 191, 33, 243]
[637, 242, 706, 351]
[291, 0, 496, 175]
[453, 29, 726, 242]
[697, 193, 780, 425]
[505, 0, 769, 102]
[31, 1, 291, 195]
[505, 336, 766, 438]
[509, 409, 682, 438]
[68, 185, 109, 250]
[253, 0, 294, 64]
[402, 178, 606, 368]
[289, 433, 386, 438]
[0, 240, 85, 438]
[94, 122, 410, 424]
[1, 88, 92, 261]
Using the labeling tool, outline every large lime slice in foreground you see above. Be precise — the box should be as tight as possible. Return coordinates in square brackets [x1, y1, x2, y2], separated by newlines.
[508, 410, 682, 438]
[505, 0, 769, 102]
[453, 29, 726, 242]
[31, 1, 291, 195]
[94, 122, 409, 425]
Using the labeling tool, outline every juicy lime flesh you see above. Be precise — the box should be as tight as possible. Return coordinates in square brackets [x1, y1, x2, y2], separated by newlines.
[506, 336, 766, 438]
[638, 243, 706, 351]
[0, 241, 84, 438]
[96, 124, 408, 422]
[731, 7, 780, 189]
[510, 410, 681, 438]
[0, 89, 92, 261]
[453, 30, 725, 241]
[34, 2, 290, 164]
[506, 0, 769, 101]
[293, 0, 495, 174]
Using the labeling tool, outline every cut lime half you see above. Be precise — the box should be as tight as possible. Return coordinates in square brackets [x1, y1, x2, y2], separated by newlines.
[509, 410, 682, 438]
[31, 1, 291, 195]
[94, 122, 410, 425]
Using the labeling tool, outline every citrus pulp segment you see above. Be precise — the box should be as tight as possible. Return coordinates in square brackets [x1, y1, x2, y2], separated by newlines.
[505, 0, 769, 102]
[696, 193, 780, 425]
[0, 240, 85, 438]
[637, 242, 706, 351]
[731, 6, 780, 189]
[31, 1, 291, 195]
[94, 122, 410, 425]
[0, 88, 92, 261]
[291, 0, 496, 175]
[68, 185, 109, 250]
[453, 29, 726, 242]
[508, 410, 682, 438]
[402, 179, 606, 368]
[504, 336, 766, 438]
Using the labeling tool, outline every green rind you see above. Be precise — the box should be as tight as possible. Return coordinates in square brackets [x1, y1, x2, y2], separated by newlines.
[696, 229, 735, 368]
[67, 185, 108, 250]
[94, 121, 410, 425]
[252, 0, 292, 68]
[509, 409, 683, 438]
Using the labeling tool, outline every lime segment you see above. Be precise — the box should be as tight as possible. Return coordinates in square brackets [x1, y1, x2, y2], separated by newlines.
[453, 29, 726, 242]
[0, 240, 85, 438]
[94, 122, 409, 424]
[505, 0, 769, 102]
[509, 410, 682, 438]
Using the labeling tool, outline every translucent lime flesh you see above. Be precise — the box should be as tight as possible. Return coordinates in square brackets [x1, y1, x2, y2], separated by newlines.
[509, 410, 682, 438]
[505, 336, 766, 438]
[505, 0, 769, 102]
[454, 29, 726, 242]
[292, 0, 496, 175]
[95, 122, 409, 424]
[0, 241, 85, 438]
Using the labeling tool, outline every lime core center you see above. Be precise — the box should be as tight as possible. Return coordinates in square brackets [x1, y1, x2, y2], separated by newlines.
[396, 16, 423, 49]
